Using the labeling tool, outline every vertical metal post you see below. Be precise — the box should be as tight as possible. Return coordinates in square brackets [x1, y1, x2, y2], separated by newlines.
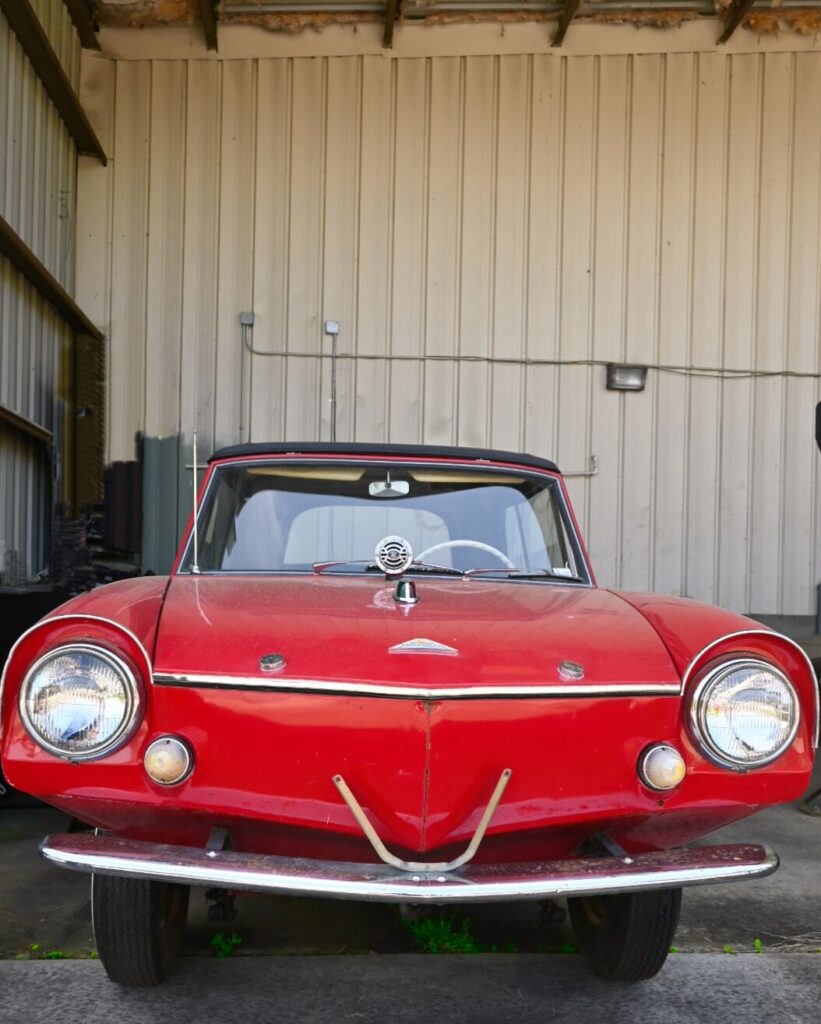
[191, 430, 200, 575]
[331, 333, 337, 443]
[239, 312, 255, 443]
[239, 324, 245, 442]
[324, 320, 340, 442]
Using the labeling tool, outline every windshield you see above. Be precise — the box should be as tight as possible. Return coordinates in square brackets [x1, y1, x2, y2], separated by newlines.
[180, 460, 587, 581]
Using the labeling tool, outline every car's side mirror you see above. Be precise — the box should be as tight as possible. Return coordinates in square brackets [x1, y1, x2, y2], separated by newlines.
[816, 401, 821, 453]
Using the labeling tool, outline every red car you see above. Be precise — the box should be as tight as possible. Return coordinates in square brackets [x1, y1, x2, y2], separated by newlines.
[1, 443, 817, 985]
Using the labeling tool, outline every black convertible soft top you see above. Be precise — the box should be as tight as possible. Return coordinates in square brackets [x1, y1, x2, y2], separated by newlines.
[209, 441, 560, 475]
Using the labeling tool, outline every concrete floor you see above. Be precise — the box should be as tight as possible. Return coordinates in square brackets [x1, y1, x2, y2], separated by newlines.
[2, 954, 820, 1024]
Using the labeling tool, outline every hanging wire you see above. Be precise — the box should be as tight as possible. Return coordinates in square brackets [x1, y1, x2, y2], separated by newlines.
[238, 343, 821, 381]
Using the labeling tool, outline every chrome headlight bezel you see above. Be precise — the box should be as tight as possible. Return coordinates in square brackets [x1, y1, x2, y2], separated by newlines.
[18, 643, 142, 761]
[689, 658, 800, 771]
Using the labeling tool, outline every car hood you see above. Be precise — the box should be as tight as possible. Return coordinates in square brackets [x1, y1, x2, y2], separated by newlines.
[153, 575, 680, 690]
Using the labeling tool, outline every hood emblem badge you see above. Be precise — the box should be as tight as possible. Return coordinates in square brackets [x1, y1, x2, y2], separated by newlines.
[259, 653, 286, 673]
[558, 660, 585, 681]
[389, 638, 458, 657]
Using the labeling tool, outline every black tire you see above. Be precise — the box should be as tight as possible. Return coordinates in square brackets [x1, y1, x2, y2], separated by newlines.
[92, 874, 190, 986]
[568, 887, 682, 982]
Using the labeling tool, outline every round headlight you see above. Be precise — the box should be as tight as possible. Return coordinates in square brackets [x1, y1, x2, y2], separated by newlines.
[19, 644, 141, 760]
[690, 659, 799, 769]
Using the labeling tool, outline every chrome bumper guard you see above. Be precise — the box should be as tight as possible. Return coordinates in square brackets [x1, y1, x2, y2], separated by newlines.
[40, 834, 778, 904]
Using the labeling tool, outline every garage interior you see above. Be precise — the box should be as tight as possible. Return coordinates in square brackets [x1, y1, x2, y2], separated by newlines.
[3, 0, 821, 622]
[1, 0, 820, 972]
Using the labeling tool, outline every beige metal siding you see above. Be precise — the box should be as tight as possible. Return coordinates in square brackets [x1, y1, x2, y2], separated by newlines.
[79, 48, 821, 614]
[0, 6, 80, 580]
[30, 0, 82, 94]
[1, 8, 78, 288]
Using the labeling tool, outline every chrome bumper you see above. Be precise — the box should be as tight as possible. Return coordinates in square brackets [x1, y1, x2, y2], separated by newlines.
[40, 834, 778, 904]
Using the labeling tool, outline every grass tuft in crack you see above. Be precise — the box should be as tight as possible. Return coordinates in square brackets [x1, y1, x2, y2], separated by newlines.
[210, 931, 243, 958]
[401, 912, 517, 955]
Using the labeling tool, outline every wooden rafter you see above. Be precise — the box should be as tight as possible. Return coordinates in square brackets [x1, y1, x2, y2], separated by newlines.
[383, 0, 399, 49]
[718, 0, 756, 43]
[61, 0, 100, 50]
[199, 0, 218, 51]
[0, 403, 52, 445]
[552, 0, 582, 48]
[0, 216, 103, 341]
[0, 0, 106, 163]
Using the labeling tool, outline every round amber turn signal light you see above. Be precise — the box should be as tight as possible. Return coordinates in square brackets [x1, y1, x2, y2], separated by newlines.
[639, 744, 686, 791]
[144, 736, 193, 786]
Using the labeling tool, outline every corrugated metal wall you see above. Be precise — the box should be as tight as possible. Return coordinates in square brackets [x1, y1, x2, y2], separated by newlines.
[0, 4, 80, 583]
[79, 48, 821, 614]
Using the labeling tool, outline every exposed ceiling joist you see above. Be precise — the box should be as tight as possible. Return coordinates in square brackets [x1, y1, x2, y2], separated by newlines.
[0, 0, 106, 163]
[552, 0, 581, 47]
[86, 1, 821, 42]
[718, 0, 756, 42]
[199, 0, 218, 50]
[383, 0, 399, 48]
[61, 0, 100, 50]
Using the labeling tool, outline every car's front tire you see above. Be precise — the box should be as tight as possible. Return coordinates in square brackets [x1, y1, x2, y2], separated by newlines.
[567, 888, 682, 981]
[92, 874, 190, 986]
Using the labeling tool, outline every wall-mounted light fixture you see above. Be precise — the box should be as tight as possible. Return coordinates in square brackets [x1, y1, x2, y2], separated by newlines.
[606, 364, 648, 392]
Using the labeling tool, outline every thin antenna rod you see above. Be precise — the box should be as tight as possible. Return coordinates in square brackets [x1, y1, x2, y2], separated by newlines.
[191, 430, 200, 574]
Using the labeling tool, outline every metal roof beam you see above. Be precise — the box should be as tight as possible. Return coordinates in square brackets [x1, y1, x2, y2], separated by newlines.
[383, 0, 399, 48]
[552, 0, 581, 47]
[61, 0, 100, 50]
[718, 0, 756, 43]
[0, 0, 106, 163]
[0, 216, 104, 341]
[199, 0, 219, 51]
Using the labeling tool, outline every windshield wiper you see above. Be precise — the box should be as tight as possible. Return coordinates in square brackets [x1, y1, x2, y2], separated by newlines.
[465, 567, 584, 582]
[406, 560, 465, 577]
[311, 559, 465, 577]
[312, 559, 380, 575]
[312, 560, 582, 581]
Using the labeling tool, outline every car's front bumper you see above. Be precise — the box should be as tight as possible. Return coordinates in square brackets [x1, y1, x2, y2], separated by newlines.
[40, 833, 777, 904]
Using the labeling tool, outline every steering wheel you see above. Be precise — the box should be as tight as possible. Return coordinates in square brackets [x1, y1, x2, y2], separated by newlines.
[416, 540, 516, 570]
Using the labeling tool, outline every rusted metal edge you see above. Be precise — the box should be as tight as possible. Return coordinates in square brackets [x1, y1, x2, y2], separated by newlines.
[0, 0, 106, 163]
[0, 215, 104, 341]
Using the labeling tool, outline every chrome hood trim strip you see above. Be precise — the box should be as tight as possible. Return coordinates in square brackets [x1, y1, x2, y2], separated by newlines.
[41, 834, 779, 905]
[152, 672, 681, 699]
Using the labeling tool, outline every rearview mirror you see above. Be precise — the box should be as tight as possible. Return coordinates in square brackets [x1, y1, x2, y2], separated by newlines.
[369, 476, 410, 498]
